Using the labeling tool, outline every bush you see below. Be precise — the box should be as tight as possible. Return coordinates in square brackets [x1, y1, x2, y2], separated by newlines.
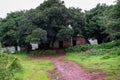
[107, 47, 120, 56]
[87, 49, 107, 56]
[0, 68, 13, 80]
[31, 50, 56, 56]
[96, 41, 120, 49]
[66, 41, 120, 53]
[3, 48, 11, 54]
[66, 44, 93, 53]
[0, 53, 22, 80]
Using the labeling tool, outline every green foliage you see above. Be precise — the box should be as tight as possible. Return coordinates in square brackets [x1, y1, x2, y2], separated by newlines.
[68, 7, 85, 36]
[66, 42, 120, 80]
[0, 54, 12, 80]
[33, 0, 71, 44]
[17, 17, 36, 47]
[0, 11, 25, 47]
[3, 48, 11, 54]
[57, 27, 74, 40]
[0, 68, 13, 80]
[26, 28, 47, 44]
[66, 44, 93, 53]
[101, 0, 120, 40]
[31, 50, 56, 56]
[66, 41, 120, 53]
[84, 4, 109, 43]
[0, 43, 22, 80]
[0, 53, 22, 80]
[86, 49, 107, 55]
[0, 0, 120, 49]
[96, 41, 120, 49]
[0, 0, 72, 48]
[12, 52, 55, 80]
[0, 43, 2, 53]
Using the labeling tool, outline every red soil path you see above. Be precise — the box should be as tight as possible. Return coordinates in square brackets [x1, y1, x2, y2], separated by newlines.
[54, 60, 91, 80]
[52, 49, 91, 80]
[30, 49, 107, 80]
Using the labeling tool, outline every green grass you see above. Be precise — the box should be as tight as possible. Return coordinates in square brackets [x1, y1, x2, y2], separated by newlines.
[65, 44, 120, 80]
[11, 52, 55, 80]
[31, 50, 56, 56]
[66, 41, 120, 53]
[0, 53, 22, 80]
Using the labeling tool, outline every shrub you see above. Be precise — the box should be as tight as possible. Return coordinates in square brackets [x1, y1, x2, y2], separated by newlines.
[96, 41, 120, 49]
[0, 68, 13, 80]
[31, 50, 56, 56]
[0, 53, 22, 80]
[66, 40, 120, 53]
[3, 48, 11, 54]
[87, 49, 107, 56]
[108, 47, 120, 56]
[66, 44, 93, 53]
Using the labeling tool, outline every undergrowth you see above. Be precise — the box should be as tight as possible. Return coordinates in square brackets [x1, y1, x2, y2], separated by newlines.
[30, 50, 56, 56]
[65, 41, 120, 80]
[12, 51, 55, 80]
[66, 41, 120, 53]
[0, 53, 22, 80]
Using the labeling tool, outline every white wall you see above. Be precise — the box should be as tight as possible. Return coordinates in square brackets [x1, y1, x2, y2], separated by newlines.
[89, 39, 98, 44]
[2, 43, 38, 53]
[2, 46, 20, 53]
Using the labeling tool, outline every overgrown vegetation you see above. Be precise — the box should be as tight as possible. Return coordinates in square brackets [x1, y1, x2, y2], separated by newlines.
[0, 44, 55, 80]
[1, 0, 120, 51]
[65, 41, 120, 80]
[66, 41, 120, 53]
[12, 51, 55, 80]
[31, 50, 56, 56]
[0, 45, 22, 80]
[0, 0, 120, 79]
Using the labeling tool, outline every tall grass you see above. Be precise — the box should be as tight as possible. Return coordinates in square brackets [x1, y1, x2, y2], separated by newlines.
[66, 41, 120, 53]
[65, 41, 120, 80]
[31, 50, 56, 56]
[0, 53, 22, 80]
[12, 51, 55, 80]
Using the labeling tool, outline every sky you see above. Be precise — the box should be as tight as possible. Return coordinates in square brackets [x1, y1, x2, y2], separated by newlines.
[0, 0, 115, 18]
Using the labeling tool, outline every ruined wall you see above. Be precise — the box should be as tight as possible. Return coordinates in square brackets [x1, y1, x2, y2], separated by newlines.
[63, 40, 71, 48]
[73, 37, 88, 45]
[51, 37, 88, 48]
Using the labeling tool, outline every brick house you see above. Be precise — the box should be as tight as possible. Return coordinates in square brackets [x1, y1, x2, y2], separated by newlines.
[50, 36, 89, 48]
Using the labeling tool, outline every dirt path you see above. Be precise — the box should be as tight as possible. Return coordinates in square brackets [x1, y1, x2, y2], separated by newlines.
[30, 49, 107, 80]
[54, 59, 91, 80]
[50, 49, 91, 80]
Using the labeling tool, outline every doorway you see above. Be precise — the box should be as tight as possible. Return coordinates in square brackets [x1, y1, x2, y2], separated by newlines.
[59, 41, 63, 48]
[73, 40, 76, 46]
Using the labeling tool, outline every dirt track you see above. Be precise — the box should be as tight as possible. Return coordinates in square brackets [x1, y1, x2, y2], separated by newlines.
[30, 49, 107, 80]
[54, 60, 91, 80]
[51, 49, 91, 80]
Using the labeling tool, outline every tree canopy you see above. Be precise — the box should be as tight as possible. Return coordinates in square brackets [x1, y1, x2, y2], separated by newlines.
[0, 0, 120, 50]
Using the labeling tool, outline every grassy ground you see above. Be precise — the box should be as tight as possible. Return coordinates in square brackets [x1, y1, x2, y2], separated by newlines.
[11, 52, 55, 80]
[65, 42, 120, 80]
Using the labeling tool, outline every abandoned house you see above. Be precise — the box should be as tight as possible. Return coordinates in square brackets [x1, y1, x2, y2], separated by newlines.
[50, 36, 89, 48]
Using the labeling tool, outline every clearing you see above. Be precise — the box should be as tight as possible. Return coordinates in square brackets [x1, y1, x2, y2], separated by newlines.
[12, 49, 113, 80]
[27, 49, 106, 80]
[13, 52, 54, 80]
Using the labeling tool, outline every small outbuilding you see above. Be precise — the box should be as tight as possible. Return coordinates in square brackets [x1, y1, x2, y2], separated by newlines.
[50, 36, 89, 48]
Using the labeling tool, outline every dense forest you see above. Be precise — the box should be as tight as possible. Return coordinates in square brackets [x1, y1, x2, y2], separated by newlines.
[0, 0, 120, 51]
